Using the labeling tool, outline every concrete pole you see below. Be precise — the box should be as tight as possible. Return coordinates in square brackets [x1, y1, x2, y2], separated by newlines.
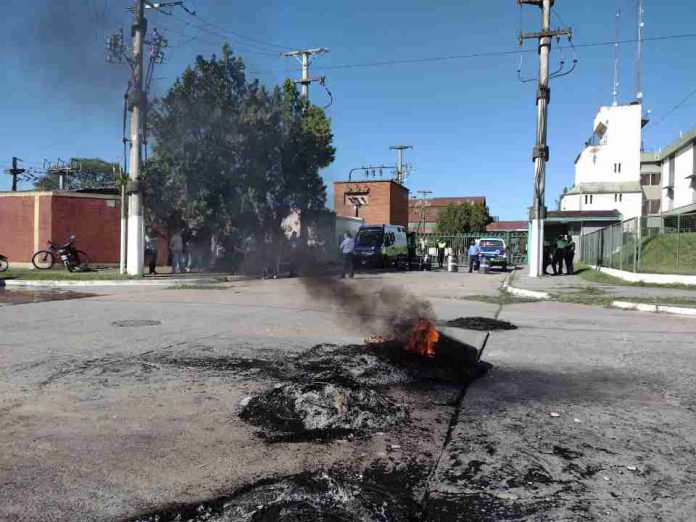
[118, 166, 127, 275]
[126, 0, 146, 276]
[301, 52, 310, 99]
[396, 148, 403, 184]
[528, 0, 552, 278]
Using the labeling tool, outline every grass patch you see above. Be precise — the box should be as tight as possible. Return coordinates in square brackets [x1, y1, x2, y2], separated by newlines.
[574, 263, 696, 290]
[459, 293, 536, 305]
[1, 268, 137, 281]
[639, 232, 696, 275]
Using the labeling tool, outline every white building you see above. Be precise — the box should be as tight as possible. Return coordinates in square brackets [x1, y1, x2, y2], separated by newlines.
[561, 103, 647, 220]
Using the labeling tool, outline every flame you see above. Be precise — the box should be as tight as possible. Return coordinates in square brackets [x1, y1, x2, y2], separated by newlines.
[405, 319, 440, 358]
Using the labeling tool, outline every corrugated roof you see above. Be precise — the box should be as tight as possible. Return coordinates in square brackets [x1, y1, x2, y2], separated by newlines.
[408, 196, 486, 208]
[565, 181, 642, 195]
[547, 210, 621, 219]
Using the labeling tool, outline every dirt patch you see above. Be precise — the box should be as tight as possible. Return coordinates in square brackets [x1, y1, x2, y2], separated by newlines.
[441, 317, 517, 331]
[239, 382, 408, 442]
[0, 289, 95, 305]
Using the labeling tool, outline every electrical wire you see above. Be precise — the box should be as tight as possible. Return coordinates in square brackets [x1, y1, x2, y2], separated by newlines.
[649, 85, 696, 129]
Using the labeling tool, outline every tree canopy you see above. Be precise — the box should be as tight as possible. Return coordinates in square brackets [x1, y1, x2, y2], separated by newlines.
[34, 158, 119, 191]
[435, 202, 493, 234]
[140, 45, 335, 250]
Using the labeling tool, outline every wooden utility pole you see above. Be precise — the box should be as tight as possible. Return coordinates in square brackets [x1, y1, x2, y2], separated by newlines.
[518, 0, 571, 277]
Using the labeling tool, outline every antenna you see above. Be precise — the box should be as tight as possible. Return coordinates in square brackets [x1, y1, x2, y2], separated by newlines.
[635, 0, 644, 102]
[612, 9, 621, 106]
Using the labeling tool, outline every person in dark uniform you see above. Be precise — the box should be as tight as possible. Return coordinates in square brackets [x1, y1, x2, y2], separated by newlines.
[543, 243, 556, 275]
[564, 234, 576, 275]
[554, 235, 567, 276]
[437, 240, 447, 268]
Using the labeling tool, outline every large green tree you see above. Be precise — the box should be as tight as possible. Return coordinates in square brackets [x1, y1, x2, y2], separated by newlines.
[34, 158, 119, 190]
[140, 45, 334, 250]
[435, 202, 493, 234]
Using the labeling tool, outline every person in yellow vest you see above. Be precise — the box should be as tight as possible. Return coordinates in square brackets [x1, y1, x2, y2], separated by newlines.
[437, 240, 447, 268]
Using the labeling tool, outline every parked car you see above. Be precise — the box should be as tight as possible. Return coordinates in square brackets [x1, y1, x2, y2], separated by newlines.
[478, 237, 508, 271]
[353, 224, 409, 270]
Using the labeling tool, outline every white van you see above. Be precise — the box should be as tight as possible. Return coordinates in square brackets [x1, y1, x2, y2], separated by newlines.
[353, 224, 409, 269]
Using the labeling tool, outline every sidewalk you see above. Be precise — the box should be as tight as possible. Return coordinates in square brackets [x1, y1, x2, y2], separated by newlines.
[504, 269, 696, 316]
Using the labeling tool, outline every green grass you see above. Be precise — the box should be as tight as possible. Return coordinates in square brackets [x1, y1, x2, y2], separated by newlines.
[557, 292, 696, 309]
[1, 268, 137, 281]
[638, 233, 696, 275]
[575, 263, 696, 290]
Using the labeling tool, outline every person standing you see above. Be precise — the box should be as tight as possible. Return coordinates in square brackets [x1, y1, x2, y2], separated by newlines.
[437, 240, 447, 268]
[144, 229, 158, 275]
[170, 229, 184, 274]
[339, 232, 355, 279]
[468, 240, 481, 273]
[543, 243, 557, 276]
[554, 234, 567, 275]
[564, 234, 576, 275]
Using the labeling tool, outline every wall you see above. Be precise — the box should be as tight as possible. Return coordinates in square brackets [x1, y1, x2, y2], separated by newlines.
[51, 194, 121, 263]
[673, 143, 695, 209]
[0, 194, 35, 262]
[575, 104, 642, 185]
[333, 180, 409, 227]
[561, 192, 641, 219]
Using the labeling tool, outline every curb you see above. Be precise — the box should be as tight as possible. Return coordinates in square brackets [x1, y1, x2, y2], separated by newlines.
[501, 274, 551, 301]
[611, 300, 696, 317]
[0, 277, 223, 288]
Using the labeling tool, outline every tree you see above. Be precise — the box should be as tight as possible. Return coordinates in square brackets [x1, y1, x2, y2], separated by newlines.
[140, 45, 334, 253]
[435, 203, 493, 234]
[34, 158, 120, 191]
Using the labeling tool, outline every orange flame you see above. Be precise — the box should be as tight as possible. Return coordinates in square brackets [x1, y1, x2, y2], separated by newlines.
[405, 319, 440, 358]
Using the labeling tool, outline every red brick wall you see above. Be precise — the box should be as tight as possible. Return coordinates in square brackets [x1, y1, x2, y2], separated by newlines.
[0, 195, 35, 262]
[334, 181, 409, 226]
[51, 195, 121, 263]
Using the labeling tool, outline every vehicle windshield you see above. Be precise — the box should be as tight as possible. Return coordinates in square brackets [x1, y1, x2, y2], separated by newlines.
[480, 239, 504, 250]
[356, 229, 384, 246]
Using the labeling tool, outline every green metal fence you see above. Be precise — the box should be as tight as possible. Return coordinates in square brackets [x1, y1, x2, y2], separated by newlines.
[580, 214, 696, 275]
[416, 231, 528, 266]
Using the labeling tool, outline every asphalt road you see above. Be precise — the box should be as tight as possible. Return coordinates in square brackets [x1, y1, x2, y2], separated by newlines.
[1, 270, 695, 521]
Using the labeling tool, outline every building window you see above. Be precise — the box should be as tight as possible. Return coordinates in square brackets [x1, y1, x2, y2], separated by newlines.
[584, 195, 588, 205]
[614, 194, 617, 202]
[614, 163, 622, 173]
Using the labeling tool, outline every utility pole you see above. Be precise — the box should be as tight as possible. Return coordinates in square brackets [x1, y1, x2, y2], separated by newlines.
[612, 9, 621, 107]
[389, 145, 413, 185]
[115, 164, 127, 275]
[8, 157, 25, 192]
[518, 0, 572, 278]
[416, 190, 432, 236]
[127, 0, 146, 276]
[635, 0, 644, 102]
[283, 48, 329, 100]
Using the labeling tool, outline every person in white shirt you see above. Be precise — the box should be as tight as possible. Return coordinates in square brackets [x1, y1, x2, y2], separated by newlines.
[339, 232, 355, 279]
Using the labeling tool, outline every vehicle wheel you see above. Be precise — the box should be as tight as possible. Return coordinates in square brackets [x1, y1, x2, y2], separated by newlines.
[32, 250, 55, 270]
[76, 250, 90, 269]
[0, 257, 8, 272]
[501, 263, 508, 272]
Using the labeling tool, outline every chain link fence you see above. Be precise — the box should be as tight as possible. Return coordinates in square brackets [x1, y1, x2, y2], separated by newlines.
[580, 214, 696, 275]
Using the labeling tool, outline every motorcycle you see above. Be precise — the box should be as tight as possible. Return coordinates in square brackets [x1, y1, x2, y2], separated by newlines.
[31, 235, 90, 272]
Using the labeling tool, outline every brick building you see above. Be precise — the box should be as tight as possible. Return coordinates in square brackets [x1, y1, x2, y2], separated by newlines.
[333, 180, 409, 227]
[408, 196, 487, 233]
[0, 190, 123, 265]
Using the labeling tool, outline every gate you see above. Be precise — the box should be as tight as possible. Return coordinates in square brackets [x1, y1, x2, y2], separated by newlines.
[415, 231, 528, 266]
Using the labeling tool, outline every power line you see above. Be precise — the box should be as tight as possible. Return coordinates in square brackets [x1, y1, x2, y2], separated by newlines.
[649, 85, 696, 129]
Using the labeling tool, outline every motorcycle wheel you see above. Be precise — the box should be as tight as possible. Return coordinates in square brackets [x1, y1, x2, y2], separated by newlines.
[0, 257, 8, 272]
[32, 250, 55, 270]
[76, 251, 90, 269]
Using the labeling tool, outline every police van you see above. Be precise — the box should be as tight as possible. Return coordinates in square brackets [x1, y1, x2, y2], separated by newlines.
[353, 224, 409, 269]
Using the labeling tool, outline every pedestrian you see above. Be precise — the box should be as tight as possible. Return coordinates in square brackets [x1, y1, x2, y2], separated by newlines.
[289, 231, 300, 276]
[543, 243, 557, 275]
[339, 232, 355, 279]
[144, 229, 158, 275]
[564, 234, 576, 275]
[554, 234, 567, 275]
[468, 240, 481, 273]
[170, 229, 184, 274]
[437, 240, 447, 268]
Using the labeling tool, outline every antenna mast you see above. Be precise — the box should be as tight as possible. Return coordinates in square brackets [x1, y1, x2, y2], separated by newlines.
[635, 0, 644, 102]
[612, 10, 621, 106]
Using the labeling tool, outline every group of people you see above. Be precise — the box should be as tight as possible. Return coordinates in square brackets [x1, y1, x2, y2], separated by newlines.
[544, 234, 576, 276]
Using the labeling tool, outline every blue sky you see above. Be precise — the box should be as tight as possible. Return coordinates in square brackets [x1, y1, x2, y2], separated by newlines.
[1, 0, 695, 220]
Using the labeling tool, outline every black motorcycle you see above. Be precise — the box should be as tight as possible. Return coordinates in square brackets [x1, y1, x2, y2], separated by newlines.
[0, 254, 8, 272]
[31, 236, 90, 272]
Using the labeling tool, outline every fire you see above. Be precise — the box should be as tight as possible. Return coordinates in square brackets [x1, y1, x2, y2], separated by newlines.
[405, 319, 440, 358]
